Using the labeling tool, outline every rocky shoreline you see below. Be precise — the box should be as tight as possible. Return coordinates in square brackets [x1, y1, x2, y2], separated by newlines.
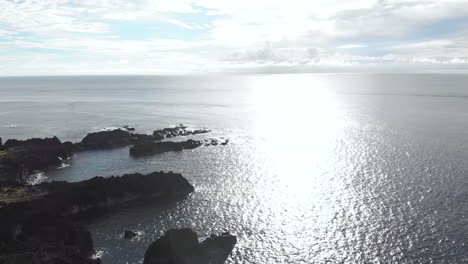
[0, 125, 224, 183]
[0, 125, 235, 263]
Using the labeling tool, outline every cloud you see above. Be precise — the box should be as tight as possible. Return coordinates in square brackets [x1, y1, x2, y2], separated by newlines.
[337, 44, 368, 49]
[167, 19, 194, 29]
[1, 0, 468, 75]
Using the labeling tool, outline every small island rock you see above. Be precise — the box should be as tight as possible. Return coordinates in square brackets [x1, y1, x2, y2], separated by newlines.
[124, 230, 138, 239]
[143, 228, 236, 264]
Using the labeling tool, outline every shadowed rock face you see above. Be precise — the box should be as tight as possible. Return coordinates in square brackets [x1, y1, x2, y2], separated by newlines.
[74, 129, 154, 151]
[130, 140, 202, 157]
[0, 218, 100, 264]
[35, 172, 194, 218]
[0, 172, 195, 264]
[0, 137, 74, 183]
[129, 138, 228, 157]
[143, 228, 237, 264]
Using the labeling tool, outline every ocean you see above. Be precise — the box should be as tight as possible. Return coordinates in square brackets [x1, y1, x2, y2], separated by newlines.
[0, 74, 467, 263]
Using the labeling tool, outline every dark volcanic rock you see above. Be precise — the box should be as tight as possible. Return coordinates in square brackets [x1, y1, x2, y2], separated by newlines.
[130, 140, 202, 157]
[76, 125, 210, 152]
[74, 129, 156, 151]
[130, 138, 228, 157]
[0, 171, 194, 264]
[0, 218, 100, 264]
[0, 137, 74, 183]
[143, 228, 236, 264]
[153, 125, 210, 140]
[75, 129, 137, 150]
[123, 125, 135, 131]
[124, 230, 138, 239]
[37, 171, 194, 217]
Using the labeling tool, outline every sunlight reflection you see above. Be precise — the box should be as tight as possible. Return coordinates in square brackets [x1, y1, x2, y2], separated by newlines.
[244, 75, 355, 260]
[249, 75, 345, 193]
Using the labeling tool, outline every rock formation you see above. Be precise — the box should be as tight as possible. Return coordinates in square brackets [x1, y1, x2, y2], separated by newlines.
[130, 138, 228, 157]
[0, 137, 74, 183]
[124, 230, 138, 239]
[0, 172, 195, 264]
[152, 125, 210, 140]
[130, 139, 202, 157]
[143, 228, 236, 264]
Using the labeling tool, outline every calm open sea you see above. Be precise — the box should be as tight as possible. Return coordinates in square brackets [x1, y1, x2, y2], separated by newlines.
[0, 74, 467, 263]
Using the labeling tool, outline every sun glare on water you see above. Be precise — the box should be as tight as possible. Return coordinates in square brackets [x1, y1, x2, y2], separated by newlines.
[249, 75, 346, 190]
[239, 75, 359, 261]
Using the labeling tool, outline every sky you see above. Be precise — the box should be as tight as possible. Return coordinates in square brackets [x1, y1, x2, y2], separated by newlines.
[0, 0, 468, 76]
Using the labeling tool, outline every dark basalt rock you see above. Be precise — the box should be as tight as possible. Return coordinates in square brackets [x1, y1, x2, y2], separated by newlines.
[0, 137, 74, 183]
[124, 230, 138, 239]
[143, 228, 236, 264]
[74, 129, 146, 151]
[0, 218, 100, 264]
[153, 125, 210, 140]
[0, 125, 213, 182]
[0, 171, 194, 264]
[123, 125, 135, 131]
[130, 138, 229, 157]
[37, 171, 194, 218]
[74, 125, 208, 151]
[130, 140, 202, 157]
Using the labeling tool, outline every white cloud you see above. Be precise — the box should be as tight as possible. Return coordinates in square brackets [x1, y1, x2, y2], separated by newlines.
[1, 0, 468, 75]
[337, 44, 368, 49]
[167, 19, 194, 29]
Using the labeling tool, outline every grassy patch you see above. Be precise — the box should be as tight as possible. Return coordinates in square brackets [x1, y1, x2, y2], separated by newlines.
[0, 186, 47, 204]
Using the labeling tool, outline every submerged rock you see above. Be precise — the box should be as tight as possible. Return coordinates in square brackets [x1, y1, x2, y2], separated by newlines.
[143, 228, 236, 264]
[0, 137, 74, 183]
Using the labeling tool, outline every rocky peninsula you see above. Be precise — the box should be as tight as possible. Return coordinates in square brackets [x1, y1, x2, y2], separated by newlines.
[0, 125, 236, 263]
[0, 125, 223, 183]
[0, 171, 195, 263]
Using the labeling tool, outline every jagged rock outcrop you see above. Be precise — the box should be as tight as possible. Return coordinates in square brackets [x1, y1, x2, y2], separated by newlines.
[0, 172, 195, 264]
[0, 137, 74, 183]
[73, 129, 153, 151]
[153, 125, 210, 140]
[143, 228, 236, 264]
[124, 230, 138, 239]
[129, 138, 228, 157]
[0, 217, 100, 264]
[34, 172, 193, 218]
[74, 125, 211, 151]
[130, 140, 202, 157]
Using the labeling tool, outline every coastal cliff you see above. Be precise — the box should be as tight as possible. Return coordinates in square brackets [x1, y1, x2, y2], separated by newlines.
[0, 171, 194, 263]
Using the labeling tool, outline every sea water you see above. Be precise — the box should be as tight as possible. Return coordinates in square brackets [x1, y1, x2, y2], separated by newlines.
[0, 74, 467, 263]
